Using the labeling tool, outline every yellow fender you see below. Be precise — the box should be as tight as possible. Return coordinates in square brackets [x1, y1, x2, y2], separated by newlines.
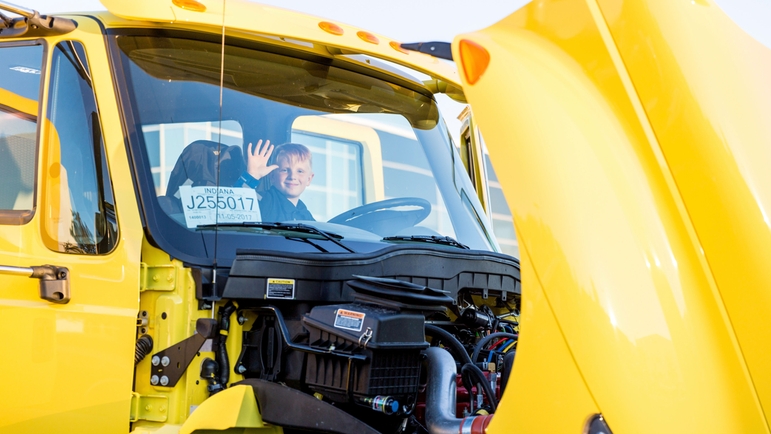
[180, 385, 281, 434]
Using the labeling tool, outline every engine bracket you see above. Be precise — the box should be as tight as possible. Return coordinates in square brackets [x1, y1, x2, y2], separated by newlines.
[149, 318, 218, 388]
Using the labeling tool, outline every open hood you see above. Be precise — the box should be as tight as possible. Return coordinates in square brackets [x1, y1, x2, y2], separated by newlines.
[456, 0, 771, 432]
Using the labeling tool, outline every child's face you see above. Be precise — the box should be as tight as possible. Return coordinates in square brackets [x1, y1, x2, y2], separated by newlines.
[271, 155, 314, 203]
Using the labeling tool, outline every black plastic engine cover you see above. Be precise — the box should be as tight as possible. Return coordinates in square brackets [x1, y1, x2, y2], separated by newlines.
[223, 245, 520, 303]
[302, 303, 427, 403]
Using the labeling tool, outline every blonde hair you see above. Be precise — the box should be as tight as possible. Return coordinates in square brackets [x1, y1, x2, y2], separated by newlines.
[270, 143, 312, 167]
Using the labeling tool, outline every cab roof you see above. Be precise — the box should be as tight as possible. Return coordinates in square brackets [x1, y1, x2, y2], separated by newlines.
[87, 0, 462, 91]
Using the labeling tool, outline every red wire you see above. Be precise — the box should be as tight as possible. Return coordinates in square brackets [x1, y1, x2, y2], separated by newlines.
[488, 338, 507, 350]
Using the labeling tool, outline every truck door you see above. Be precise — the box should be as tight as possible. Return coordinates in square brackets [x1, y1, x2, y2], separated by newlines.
[0, 17, 141, 433]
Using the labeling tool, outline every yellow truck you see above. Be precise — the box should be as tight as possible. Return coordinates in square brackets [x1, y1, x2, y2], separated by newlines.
[0, 1, 517, 433]
[3, 0, 770, 433]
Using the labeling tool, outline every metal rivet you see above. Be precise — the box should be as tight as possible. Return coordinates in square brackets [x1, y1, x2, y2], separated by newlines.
[150, 375, 159, 385]
[151, 356, 160, 366]
[160, 376, 169, 386]
[161, 356, 170, 366]
[236, 364, 246, 374]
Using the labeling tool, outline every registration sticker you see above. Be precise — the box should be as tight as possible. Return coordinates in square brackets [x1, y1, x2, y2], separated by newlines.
[179, 186, 260, 228]
[266, 278, 295, 299]
[334, 309, 365, 332]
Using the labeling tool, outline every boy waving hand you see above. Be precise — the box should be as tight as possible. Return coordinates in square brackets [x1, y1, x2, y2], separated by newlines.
[237, 139, 315, 222]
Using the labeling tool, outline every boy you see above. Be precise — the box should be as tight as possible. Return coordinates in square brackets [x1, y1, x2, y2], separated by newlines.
[236, 139, 315, 222]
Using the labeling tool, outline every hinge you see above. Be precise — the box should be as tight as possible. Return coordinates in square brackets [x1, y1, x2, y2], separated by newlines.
[140, 263, 176, 292]
[129, 392, 169, 422]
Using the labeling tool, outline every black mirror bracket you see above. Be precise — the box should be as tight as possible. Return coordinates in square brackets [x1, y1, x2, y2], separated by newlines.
[30, 265, 70, 304]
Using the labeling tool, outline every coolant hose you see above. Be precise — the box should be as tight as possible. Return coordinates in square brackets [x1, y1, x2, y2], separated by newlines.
[218, 301, 237, 387]
[424, 347, 494, 434]
[461, 363, 498, 413]
[425, 324, 473, 366]
[471, 332, 518, 364]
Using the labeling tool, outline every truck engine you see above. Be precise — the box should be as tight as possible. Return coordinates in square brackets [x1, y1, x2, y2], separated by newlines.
[188, 246, 520, 434]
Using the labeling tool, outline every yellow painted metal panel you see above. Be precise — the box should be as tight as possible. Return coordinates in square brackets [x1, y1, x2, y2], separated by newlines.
[0, 16, 144, 434]
[598, 0, 771, 427]
[179, 385, 277, 434]
[132, 240, 213, 431]
[455, 0, 767, 431]
[99, 0, 460, 86]
[490, 246, 598, 432]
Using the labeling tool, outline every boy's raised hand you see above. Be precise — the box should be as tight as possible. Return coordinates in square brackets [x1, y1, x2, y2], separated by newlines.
[245, 139, 279, 180]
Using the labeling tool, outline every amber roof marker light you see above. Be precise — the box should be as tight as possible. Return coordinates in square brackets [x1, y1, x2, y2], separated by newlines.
[389, 41, 410, 54]
[357, 31, 380, 44]
[319, 21, 344, 36]
[458, 39, 490, 85]
[172, 0, 207, 12]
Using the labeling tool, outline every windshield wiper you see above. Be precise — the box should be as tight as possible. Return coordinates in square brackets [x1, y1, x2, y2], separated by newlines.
[382, 235, 469, 249]
[197, 222, 355, 253]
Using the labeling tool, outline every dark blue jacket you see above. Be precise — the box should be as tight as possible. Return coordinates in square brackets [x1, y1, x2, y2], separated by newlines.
[236, 172, 315, 222]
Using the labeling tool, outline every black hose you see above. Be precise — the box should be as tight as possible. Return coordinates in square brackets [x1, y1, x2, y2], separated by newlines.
[425, 324, 473, 366]
[218, 301, 237, 387]
[134, 335, 153, 365]
[461, 363, 498, 413]
[200, 358, 224, 394]
[500, 350, 516, 397]
[471, 332, 518, 364]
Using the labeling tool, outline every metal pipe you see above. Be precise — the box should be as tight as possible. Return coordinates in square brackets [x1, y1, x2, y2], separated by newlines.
[0, 1, 35, 18]
[0, 264, 33, 277]
[424, 347, 494, 434]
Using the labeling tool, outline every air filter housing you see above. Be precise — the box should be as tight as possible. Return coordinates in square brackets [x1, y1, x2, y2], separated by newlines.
[302, 302, 427, 404]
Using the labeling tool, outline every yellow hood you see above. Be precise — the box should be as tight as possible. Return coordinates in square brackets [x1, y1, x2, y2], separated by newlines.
[456, 0, 771, 432]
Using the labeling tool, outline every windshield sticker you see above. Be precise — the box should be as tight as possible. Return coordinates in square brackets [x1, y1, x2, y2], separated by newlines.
[179, 186, 260, 228]
[266, 278, 296, 299]
[334, 309, 365, 332]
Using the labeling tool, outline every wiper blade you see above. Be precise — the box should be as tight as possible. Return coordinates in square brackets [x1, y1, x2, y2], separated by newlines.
[199, 221, 343, 239]
[382, 235, 469, 249]
[197, 222, 355, 253]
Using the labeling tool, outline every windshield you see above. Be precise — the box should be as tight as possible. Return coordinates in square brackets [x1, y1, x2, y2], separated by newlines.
[111, 32, 495, 266]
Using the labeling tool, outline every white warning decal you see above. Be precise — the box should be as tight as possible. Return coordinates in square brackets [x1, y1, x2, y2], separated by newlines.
[334, 309, 365, 332]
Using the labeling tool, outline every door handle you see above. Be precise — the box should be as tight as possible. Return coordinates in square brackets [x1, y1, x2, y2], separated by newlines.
[0, 264, 70, 303]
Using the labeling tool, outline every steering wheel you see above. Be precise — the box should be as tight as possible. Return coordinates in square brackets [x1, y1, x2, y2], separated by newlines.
[328, 197, 432, 236]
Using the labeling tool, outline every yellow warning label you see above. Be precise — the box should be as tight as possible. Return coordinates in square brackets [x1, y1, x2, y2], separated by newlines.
[266, 278, 295, 299]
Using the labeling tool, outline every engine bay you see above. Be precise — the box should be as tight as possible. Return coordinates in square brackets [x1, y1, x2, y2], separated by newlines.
[183, 245, 521, 434]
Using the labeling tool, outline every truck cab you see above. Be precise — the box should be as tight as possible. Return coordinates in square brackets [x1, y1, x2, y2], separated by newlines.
[0, 2, 519, 433]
